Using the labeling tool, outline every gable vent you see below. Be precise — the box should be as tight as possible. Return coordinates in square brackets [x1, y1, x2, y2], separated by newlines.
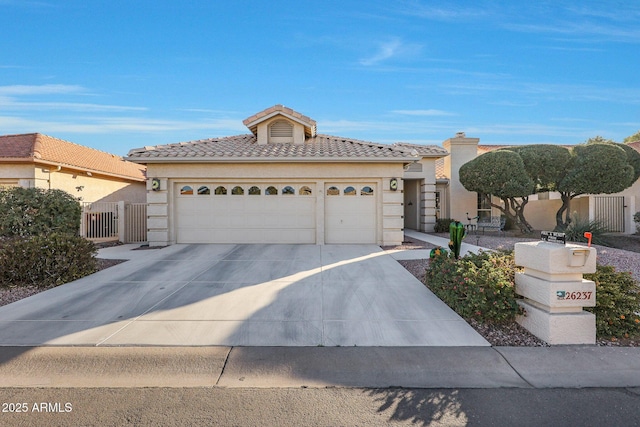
[269, 120, 294, 139]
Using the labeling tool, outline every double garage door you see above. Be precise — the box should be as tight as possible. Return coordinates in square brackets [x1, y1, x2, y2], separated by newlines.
[175, 182, 376, 244]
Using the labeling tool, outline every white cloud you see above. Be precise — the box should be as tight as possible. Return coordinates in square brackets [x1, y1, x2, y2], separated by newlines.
[392, 109, 456, 116]
[360, 39, 403, 66]
[359, 38, 422, 66]
[0, 84, 84, 95]
[0, 115, 247, 135]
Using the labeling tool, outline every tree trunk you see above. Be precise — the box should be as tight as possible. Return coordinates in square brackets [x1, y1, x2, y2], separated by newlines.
[556, 193, 571, 230]
[512, 197, 534, 233]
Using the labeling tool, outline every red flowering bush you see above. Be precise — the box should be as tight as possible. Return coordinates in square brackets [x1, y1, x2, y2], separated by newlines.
[425, 251, 523, 323]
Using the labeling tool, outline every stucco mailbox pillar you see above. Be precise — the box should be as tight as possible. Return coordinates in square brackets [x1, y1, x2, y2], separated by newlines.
[514, 241, 596, 345]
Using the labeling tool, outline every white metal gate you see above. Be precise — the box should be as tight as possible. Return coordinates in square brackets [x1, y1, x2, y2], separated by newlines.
[81, 202, 119, 241]
[594, 196, 625, 232]
[81, 202, 147, 243]
[125, 203, 147, 243]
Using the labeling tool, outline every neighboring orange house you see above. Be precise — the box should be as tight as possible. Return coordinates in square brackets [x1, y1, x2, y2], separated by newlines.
[0, 133, 146, 203]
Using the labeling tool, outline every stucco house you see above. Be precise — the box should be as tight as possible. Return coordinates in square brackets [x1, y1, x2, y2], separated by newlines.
[436, 136, 640, 234]
[126, 105, 449, 246]
[0, 133, 146, 203]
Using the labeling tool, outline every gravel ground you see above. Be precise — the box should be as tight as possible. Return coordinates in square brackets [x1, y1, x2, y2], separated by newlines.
[397, 232, 640, 347]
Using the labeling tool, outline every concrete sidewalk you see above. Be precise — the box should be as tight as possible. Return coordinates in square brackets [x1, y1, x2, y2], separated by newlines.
[1, 346, 639, 389]
[384, 229, 487, 260]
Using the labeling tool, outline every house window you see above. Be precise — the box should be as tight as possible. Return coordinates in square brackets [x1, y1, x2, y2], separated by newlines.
[269, 120, 294, 143]
[477, 193, 492, 221]
[435, 191, 441, 220]
[300, 186, 312, 195]
[197, 186, 210, 195]
[282, 186, 295, 195]
[232, 186, 244, 195]
[249, 186, 261, 195]
[361, 186, 374, 196]
[327, 186, 339, 196]
[180, 185, 193, 195]
[344, 186, 356, 195]
[265, 186, 278, 195]
[214, 186, 227, 195]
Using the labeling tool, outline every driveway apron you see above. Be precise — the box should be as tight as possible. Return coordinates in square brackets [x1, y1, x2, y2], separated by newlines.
[0, 244, 488, 347]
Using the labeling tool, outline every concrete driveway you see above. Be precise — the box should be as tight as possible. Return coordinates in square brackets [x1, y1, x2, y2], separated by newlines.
[0, 244, 488, 347]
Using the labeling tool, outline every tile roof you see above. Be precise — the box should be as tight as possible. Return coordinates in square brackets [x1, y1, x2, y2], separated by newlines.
[628, 141, 640, 153]
[392, 142, 449, 157]
[127, 134, 422, 163]
[0, 133, 146, 181]
[127, 133, 419, 163]
[435, 158, 446, 180]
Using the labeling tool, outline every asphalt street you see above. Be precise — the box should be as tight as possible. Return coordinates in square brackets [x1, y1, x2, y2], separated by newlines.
[2, 387, 640, 426]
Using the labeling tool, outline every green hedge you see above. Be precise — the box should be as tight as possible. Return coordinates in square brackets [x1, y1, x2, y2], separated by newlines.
[434, 218, 453, 233]
[585, 265, 640, 339]
[425, 251, 523, 323]
[0, 234, 97, 288]
[0, 187, 81, 237]
[425, 249, 640, 339]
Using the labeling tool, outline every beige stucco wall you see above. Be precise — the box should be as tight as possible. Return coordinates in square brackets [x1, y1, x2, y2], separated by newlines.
[523, 198, 563, 231]
[1, 162, 145, 203]
[38, 168, 145, 203]
[144, 161, 406, 246]
[0, 163, 35, 187]
[443, 136, 479, 222]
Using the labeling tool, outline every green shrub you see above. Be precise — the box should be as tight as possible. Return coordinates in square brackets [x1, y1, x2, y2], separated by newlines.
[0, 234, 97, 288]
[425, 251, 523, 323]
[585, 265, 640, 339]
[634, 211, 640, 234]
[563, 212, 610, 246]
[0, 187, 81, 237]
[434, 218, 453, 233]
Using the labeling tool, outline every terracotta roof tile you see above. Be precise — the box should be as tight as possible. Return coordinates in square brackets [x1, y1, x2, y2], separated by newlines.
[0, 133, 146, 181]
[127, 134, 415, 162]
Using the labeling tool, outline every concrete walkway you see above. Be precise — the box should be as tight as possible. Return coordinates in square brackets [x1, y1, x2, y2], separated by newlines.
[2, 346, 639, 389]
[383, 229, 487, 260]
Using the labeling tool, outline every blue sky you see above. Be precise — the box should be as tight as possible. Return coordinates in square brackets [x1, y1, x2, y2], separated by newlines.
[1, 0, 639, 156]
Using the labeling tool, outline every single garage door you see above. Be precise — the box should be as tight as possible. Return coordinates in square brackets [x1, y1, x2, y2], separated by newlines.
[325, 183, 377, 244]
[176, 183, 316, 244]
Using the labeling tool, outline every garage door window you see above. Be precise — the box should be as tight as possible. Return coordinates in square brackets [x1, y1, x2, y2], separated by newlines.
[282, 186, 295, 195]
[266, 186, 278, 195]
[232, 186, 244, 195]
[327, 186, 339, 196]
[361, 186, 374, 196]
[197, 186, 210, 195]
[214, 186, 227, 195]
[249, 186, 261, 195]
[180, 185, 193, 195]
[344, 186, 356, 196]
[300, 186, 312, 195]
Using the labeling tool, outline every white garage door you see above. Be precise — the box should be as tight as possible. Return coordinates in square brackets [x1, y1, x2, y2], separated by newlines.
[176, 183, 316, 244]
[325, 183, 377, 244]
